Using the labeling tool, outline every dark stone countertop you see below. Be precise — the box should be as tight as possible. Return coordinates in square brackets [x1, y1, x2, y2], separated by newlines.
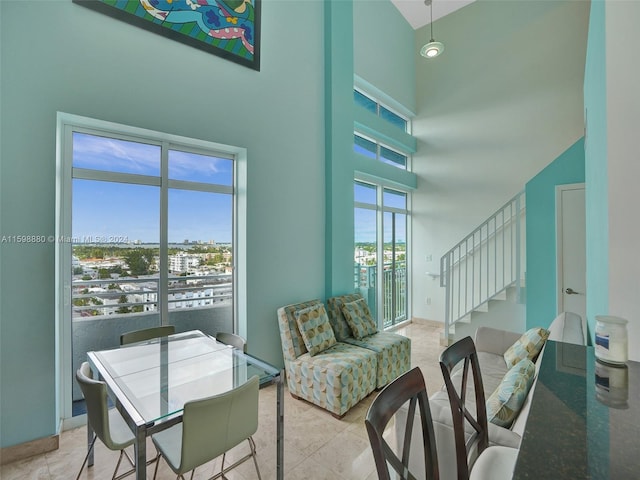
[513, 340, 639, 480]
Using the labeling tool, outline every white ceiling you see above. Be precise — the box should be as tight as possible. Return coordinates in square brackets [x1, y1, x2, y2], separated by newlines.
[391, 0, 476, 30]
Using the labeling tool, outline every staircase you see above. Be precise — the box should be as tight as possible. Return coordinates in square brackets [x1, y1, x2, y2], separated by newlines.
[440, 191, 526, 344]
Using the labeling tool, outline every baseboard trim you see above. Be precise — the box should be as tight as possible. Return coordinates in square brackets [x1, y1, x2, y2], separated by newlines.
[411, 317, 444, 328]
[385, 319, 412, 332]
[0, 434, 59, 465]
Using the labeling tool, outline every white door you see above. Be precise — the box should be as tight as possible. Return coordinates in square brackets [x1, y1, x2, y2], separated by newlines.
[556, 183, 586, 322]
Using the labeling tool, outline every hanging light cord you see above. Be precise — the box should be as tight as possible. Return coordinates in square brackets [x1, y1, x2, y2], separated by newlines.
[429, 0, 434, 41]
[421, 0, 443, 58]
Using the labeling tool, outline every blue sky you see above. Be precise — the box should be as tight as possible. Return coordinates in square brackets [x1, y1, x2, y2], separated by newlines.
[72, 133, 233, 244]
[71, 132, 406, 246]
[354, 181, 407, 244]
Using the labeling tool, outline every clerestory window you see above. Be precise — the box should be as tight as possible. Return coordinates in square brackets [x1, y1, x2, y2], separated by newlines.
[354, 89, 409, 133]
[353, 133, 408, 170]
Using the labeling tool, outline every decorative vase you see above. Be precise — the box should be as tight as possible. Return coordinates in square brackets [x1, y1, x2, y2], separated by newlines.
[594, 315, 628, 365]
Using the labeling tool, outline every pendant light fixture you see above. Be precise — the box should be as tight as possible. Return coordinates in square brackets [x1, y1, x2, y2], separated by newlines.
[420, 0, 444, 59]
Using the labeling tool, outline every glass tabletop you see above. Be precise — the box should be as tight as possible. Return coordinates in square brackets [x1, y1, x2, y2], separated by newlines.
[90, 330, 280, 425]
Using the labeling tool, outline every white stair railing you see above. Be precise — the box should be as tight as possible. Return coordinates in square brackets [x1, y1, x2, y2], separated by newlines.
[440, 191, 526, 338]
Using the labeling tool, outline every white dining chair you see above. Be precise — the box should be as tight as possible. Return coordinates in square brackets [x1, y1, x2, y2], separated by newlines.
[120, 325, 175, 345]
[216, 331, 247, 353]
[152, 375, 262, 480]
[75, 362, 136, 480]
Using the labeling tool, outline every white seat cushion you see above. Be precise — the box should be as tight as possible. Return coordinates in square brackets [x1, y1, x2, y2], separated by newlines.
[476, 352, 510, 392]
[469, 446, 519, 480]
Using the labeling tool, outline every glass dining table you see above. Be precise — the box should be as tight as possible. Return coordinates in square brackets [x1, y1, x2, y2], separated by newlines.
[86, 330, 284, 480]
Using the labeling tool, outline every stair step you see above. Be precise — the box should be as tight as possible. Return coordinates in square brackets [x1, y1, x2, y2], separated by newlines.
[474, 303, 489, 313]
[506, 278, 526, 289]
[493, 290, 507, 301]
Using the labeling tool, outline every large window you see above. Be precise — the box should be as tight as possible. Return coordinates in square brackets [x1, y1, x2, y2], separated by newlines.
[57, 114, 243, 421]
[354, 180, 409, 328]
[352, 85, 413, 327]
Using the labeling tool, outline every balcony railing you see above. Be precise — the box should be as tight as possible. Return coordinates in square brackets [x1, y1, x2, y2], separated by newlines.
[71, 273, 234, 403]
[72, 273, 232, 317]
[354, 261, 407, 328]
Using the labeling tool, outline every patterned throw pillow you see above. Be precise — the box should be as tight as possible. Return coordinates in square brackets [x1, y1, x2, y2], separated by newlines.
[341, 298, 377, 339]
[504, 327, 550, 367]
[487, 358, 536, 428]
[294, 303, 336, 356]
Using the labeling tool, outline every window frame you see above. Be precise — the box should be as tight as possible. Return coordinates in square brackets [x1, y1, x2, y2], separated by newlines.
[354, 179, 411, 329]
[55, 112, 247, 427]
[353, 87, 410, 134]
[353, 131, 410, 170]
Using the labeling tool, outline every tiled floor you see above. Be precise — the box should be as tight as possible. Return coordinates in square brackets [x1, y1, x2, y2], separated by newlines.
[1, 322, 444, 480]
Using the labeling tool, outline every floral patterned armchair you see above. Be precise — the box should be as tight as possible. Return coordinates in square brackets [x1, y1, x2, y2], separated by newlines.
[277, 299, 377, 417]
[326, 293, 411, 389]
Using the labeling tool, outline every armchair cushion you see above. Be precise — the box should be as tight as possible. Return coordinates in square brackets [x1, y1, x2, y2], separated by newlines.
[327, 292, 411, 389]
[277, 299, 378, 417]
[504, 327, 549, 367]
[286, 342, 378, 417]
[342, 331, 411, 388]
[326, 293, 363, 341]
[278, 299, 323, 360]
[475, 327, 523, 357]
[341, 298, 377, 339]
[295, 303, 336, 356]
[486, 358, 535, 428]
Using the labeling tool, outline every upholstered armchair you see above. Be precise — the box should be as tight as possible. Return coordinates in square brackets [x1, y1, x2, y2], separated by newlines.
[326, 293, 411, 389]
[277, 299, 378, 417]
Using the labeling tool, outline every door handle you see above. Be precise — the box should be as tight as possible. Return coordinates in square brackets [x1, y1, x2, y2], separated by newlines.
[565, 288, 581, 295]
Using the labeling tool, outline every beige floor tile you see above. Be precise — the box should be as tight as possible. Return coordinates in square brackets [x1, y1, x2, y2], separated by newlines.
[0, 455, 50, 480]
[307, 429, 375, 480]
[284, 455, 344, 480]
[2, 323, 443, 480]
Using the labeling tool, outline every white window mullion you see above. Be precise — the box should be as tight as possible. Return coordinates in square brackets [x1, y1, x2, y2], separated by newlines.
[167, 179, 233, 195]
[376, 185, 384, 330]
[159, 142, 169, 325]
[72, 168, 161, 187]
[57, 120, 74, 425]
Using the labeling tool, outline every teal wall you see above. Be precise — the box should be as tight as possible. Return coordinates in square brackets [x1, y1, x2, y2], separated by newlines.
[525, 138, 585, 329]
[353, 0, 416, 113]
[323, 0, 416, 298]
[0, 0, 419, 450]
[324, 0, 355, 298]
[352, 0, 416, 192]
[583, 0, 609, 340]
[0, 0, 324, 448]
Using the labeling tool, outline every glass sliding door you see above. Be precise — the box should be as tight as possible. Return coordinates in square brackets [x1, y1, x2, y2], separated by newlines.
[166, 148, 234, 334]
[354, 182, 378, 320]
[70, 133, 162, 417]
[382, 189, 408, 328]
[354, 181, 409, 328]
[59, 117, 238, 422]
